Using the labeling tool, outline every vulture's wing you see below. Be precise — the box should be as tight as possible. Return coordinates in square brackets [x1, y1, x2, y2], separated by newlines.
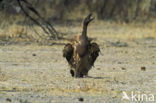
[63, 43, 75, 77]
[89, 42, 100, 66]
[63, 43, 73, 63]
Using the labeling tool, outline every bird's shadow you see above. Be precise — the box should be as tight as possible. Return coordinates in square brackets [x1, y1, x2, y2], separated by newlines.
[83, 76, 108, 79]
[93, 77, 106, 79]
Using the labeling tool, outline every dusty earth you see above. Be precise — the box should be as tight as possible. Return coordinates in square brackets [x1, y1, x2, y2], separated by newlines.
[0, 24, 156, 103]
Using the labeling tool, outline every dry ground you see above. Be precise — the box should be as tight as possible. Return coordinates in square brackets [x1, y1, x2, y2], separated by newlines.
[0, 22, 156, 103]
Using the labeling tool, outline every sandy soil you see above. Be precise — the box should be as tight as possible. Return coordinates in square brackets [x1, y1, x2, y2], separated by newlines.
[0, 26, 156, 103]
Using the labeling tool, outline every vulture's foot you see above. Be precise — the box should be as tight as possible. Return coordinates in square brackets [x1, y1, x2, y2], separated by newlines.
[70, 69, 84, 78]
[74, 72, 84, 78]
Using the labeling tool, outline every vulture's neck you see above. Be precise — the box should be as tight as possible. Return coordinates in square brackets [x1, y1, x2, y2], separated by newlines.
[81, 23, 88, 38]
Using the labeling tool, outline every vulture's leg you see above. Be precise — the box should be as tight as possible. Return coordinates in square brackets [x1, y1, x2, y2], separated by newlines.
[75, 72, 83, 78]
[89, 42, 100, 66]
[75, 66, 84, 78]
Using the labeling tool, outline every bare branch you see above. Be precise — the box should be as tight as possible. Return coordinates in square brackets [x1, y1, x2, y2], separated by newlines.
[16, 0, 59, 40]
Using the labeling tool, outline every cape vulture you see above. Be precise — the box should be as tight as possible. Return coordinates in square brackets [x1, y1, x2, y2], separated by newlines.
[63, 13, 100, 78]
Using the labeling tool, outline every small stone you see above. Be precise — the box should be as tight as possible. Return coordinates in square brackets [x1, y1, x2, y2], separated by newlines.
[78, 97, 84, 102]
[97, 68, 101, 70]
[141, 67, 146, 71]
[121, 67, 126, 70]
[118, 62, 122, 64]
[12, 88, 16, 92]
[6, 98, 12, 102]
[32, 53, 36, 56]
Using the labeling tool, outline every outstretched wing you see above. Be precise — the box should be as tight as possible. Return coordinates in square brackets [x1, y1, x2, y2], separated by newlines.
[88, 42, 100, 66]
[63, 43, 75, 77]
[63, 43, 73, 63]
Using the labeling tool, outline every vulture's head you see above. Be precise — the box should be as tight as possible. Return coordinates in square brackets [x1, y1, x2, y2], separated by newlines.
[84, 13, 94, 26]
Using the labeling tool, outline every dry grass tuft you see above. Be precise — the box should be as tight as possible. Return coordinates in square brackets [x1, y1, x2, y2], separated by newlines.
[88, 20, 156, 40]
[0, 67, 9, 81]
[8, 24, 27, 38]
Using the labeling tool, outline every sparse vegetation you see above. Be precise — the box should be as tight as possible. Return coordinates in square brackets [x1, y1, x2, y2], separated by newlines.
[0, 0, 156, 43]
[0, 20, 156, 44]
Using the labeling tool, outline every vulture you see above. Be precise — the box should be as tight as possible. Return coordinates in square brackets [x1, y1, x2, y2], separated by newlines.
[63, 13, 100, 78]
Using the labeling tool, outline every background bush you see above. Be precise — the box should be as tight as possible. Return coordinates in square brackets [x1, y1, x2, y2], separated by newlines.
[0, 0, 156, 23]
